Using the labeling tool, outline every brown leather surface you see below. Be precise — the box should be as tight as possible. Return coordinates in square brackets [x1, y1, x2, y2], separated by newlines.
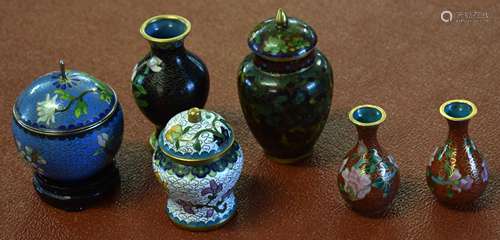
[1, 0, 499, 239]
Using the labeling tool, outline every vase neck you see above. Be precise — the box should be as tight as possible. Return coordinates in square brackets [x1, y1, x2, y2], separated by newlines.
[447, 120, 469, 140]
[356, 125, 379, 148]
[150, 41, 185, 56]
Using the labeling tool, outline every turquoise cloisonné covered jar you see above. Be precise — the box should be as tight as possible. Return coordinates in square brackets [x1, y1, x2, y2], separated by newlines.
[153, 107, 243, 231]
[11, 61, 123, 211]
[238, 8, 334, 163]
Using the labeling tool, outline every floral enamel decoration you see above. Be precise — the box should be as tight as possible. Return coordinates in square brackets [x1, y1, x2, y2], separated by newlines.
[176, 180, 232, 218]
[36, 94, 59, 126]
[339, 140, 399, 200]
[428, 138, 486, 198]
[154, 144, 241, 179]
[341, 167, 371, 200]
[147, 56, 163, 72]
[93, 133, 110, 156]
[263, 36, 288, 54]
[34, 71, 114, 126]
[165, 124, 183, 146]
[263, 35, 311, 55]
[16, 140, 47, 174]
[131, 57, 160, 108]
[52, 71, 81, 89]
[163, 111, 231, 153]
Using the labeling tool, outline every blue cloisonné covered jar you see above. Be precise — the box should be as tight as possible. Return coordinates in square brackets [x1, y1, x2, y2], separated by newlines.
[153, 107, 243, 231]
[11, 61, 124, 211]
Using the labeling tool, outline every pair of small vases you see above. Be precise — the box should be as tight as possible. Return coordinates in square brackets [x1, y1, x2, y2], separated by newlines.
[339, 100, 489, 215]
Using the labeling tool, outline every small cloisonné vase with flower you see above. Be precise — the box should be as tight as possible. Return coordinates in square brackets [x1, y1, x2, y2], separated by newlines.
[338, 105, 400, 215]
[132, 14, 209, 150]
[427, 99, 488, 206]
[11, 61, 123, 211]
[153, 108, 243, 231]
[238, 8, 333, 163]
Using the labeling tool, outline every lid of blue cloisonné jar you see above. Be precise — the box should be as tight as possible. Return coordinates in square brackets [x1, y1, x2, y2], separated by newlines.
[158, 107, 234, 166]
[13, 60, 118, 136]
[248, 8, 317, 61]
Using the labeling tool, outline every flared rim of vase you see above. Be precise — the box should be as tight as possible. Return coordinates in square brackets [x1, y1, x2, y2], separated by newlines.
[440, 99, 477, 122]
[348, 104, 387, 127]
[140, 14, 191, 43]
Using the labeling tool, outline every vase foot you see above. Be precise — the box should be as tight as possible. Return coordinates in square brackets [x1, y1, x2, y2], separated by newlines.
[32, 163, 120, 211]
[265, 150, 313, 164]
[166, 193, 237, 231]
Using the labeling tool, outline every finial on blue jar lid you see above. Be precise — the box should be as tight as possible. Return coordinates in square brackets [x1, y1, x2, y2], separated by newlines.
[275, 8, 288, 28]
[59, 59, 67, 80]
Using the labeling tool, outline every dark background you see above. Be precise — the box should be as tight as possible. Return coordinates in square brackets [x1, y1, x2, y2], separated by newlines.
[1, 0, 499, 239]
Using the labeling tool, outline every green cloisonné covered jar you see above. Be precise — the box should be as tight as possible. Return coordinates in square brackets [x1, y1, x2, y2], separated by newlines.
[238, 8, 333, 163]
[152, 108, 243, 231]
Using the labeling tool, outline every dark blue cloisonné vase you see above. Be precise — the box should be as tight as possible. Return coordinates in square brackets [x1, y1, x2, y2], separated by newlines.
[11, 61, 123, 211]
[238, 9, 333, 163]
[132, 15, 209, 150]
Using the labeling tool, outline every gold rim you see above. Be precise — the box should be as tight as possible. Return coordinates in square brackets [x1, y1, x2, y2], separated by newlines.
[140, 15, 191, 43]
[348, 104, 387, 127]
[158, 133, 236, 166]
[12, 87, 119, 136]
[439, 99, 477, 121]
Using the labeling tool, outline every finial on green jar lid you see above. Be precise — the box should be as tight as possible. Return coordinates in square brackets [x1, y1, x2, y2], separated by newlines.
[275, 8, 288, 28]
[188, 107, 202, 123]
[59, 59, 67, 79]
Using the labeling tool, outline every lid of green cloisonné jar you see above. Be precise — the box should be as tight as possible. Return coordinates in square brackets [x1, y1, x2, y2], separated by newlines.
[248, 8, 317, 61]
[13, 60, 118, 136]
[158, 108, 235, 166]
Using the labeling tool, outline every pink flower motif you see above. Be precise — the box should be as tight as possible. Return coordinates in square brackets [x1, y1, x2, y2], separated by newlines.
[459, 176, 473, 191]
[449, 169, 462, 181]
[341, 167, 371, 200]
[449, 169, 473, 192]
[481, 160, 489, 183]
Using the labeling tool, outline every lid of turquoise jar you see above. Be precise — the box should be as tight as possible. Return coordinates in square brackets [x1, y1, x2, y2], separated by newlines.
[13, 61, 118, 135]
[248, 8, 317, 61]
[158, 107, 235, 166]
